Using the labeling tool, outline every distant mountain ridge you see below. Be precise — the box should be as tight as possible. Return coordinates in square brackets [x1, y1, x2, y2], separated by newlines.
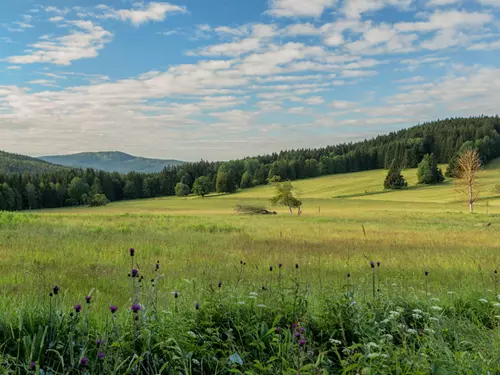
[1, 150, 68, 174]
[39, 151, 184, 173]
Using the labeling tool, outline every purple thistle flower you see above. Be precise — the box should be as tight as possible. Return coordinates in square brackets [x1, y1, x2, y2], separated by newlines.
[131, 303, 141, 313]
[269, 266, 273, 272]
[156, 261, 160, 270]
[173, 292, 179, 299]
[377, 261, 380, 267]
[109, 305, 118, 314]
[218, 281, 222, 288]
[425, 270, 429, 276]
[96, 339, 104, 347]
[278, 263, 283, 269]
[130, 248, 135, 257]
[85, 295, 92, 304]
[97, 352, 105, 360]
[195, 302, 199, 310]
[29, 361, 36, 370]
[53, 286, 59, 295]
[74, 304, 82, 313]
[295, 263, 299, 269]
[294, 332, 301, 338]
[131, 268, 138, 278]
[299, 327, 306, 334]
[299, 339, 306, 347]
[495, 269, 498, 274]
[80, 357, 88, 366]
[292, 323, 298, 330]
[370, 261, 375, 269]
[347, 272, 351, 278]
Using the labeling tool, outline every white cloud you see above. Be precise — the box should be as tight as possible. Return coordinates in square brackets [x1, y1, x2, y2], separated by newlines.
[330, 100, 357, 109]
[283, 23, 321, 36]
[105, 2, 187, 26]
[267, 0, 337, 17]
[7, 21, 112, 65]
[468, 39, 500, 51]
[426, 0, 459, 6]
[342, 0, 412, 19]
[49, 16, 64, 22]
[395, 10, 492, 32]
[6, 66, 21, 70]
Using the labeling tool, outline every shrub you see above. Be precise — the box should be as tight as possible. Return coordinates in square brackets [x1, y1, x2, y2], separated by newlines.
[417, 153, 445, 184]
[88, 194, 110, 207]
[384, 162, 407, 189]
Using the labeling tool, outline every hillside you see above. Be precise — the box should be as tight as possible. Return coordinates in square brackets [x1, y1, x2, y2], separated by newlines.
[40, 151, 184, 173]
[0, 150, 67, 174]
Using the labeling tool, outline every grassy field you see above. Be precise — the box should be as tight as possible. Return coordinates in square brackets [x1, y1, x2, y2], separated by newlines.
[2, 163, 500, 373]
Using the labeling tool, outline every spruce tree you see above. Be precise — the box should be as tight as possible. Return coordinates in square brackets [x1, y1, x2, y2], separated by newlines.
[384, 162, 407, 189]
[417, 153, 445, 184]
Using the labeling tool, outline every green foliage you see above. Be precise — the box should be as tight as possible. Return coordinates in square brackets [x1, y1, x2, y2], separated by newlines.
[270, 180, 302, 214]
[192, 176, 212, 197]
[175, 182, 190, 197]
[417, 153, 445, 184]
[384, 162, 407, 189]
[88, 194, 109, 207]
[68, 177, 90, 205]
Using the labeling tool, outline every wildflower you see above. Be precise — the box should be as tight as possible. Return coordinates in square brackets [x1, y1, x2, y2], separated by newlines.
[249, 292, 258, 296]
[330, 339, 342, 345]
[366, 342, 379, 348]
[412, 313, 422, 320]
[171, 292, 179, 298]
[53, 286, 60, 295]
[389, 311, 400, 317]
[131, 304, 141, 313]
[448, 291, 454, 295]
[407, 329, 418, 334]
[238, 301, 245, 305]
[218, 281, 222, 288]
[294, 332, 301, 338]
[131, 269, 138, 278]
[391, 283, 397, 286]
[195, 302, 199, 310]
[248, 295, 257, 299]
[383, 334, 393, 340]
[430, 297, 440, 302]
[347, 272, 351, 278]
[370, 261, 375, 268]
[269, 266, 273, 272]
[377, 261, 380, 267]
[80, 357, 88, 366]
[49, 293, 53, 297]
[278, 263, 283, 269]
[425, 270, 429, 276]
[479, 298, 489, 304]
[431, 306, 443, 311]
[299, 327, 306, 334]
[85, 296, 92, 304]
[262, 286, 267, 291]
[96, 339, 104, 347]
[109, 305, 118, 314]
[494, 302, 500, 307]
[257, 304, 266, 308]
[413, 309, 423, 314]
[156, 261, 160, 271]
[299, 339, 306, 347]
[29, 361, 36, 370]
[295, 263, 299, 269]
[97, 352, 105, 359]
[367, 353, 382, 359]
[130, 248, 135, 257]
[424, 328, 435, 334]
[74, 304, 82, 313]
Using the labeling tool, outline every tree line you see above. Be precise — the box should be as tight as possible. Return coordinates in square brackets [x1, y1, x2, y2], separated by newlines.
[1, 116, 500, 211]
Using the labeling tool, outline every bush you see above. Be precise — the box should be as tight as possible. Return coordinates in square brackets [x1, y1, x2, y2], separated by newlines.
[384, 162, 407, 189]
[88, 194, 110, 207]
[175, 182, 190, 197]
[417, 153, 444, 184]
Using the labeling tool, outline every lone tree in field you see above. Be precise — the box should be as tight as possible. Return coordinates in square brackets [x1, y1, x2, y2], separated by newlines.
[384, 162, 407, 190]
[270, 179, 302, 215]
[455, 149, 481, 213]
[192, 176, 212, 197]
[417, 153, 445, 184]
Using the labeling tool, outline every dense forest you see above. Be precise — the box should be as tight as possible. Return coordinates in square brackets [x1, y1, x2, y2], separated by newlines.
[1, 116, 500, 211]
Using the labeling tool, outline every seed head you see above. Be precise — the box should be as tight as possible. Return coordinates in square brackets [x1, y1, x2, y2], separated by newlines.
[109, 305, 118, 314]
[129, 248, 135, 257]
[53, 286, 59, 295]
[131, 303, 141, 313]
[80, 357, 88, 366]
[74, 304, 82, 313]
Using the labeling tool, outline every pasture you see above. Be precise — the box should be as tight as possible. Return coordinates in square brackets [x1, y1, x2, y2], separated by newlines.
[1, 163, 500, 373]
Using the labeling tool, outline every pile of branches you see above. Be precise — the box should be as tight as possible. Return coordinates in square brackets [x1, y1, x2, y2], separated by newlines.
[235, 204, 277, 215]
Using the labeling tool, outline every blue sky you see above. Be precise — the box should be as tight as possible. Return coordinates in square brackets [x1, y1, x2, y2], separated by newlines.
[0, 0, 499, 161]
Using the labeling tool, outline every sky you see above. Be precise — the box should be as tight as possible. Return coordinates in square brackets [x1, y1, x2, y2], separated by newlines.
[0, 0, 499, 161]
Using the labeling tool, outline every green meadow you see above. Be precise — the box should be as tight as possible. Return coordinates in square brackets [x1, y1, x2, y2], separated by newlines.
[2, 162, 500, 373]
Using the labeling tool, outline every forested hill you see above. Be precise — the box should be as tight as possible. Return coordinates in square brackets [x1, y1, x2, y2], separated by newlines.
[1, 116, 499, 211]
[40, 151, 184, 173]
[0, 150, 68, 174]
